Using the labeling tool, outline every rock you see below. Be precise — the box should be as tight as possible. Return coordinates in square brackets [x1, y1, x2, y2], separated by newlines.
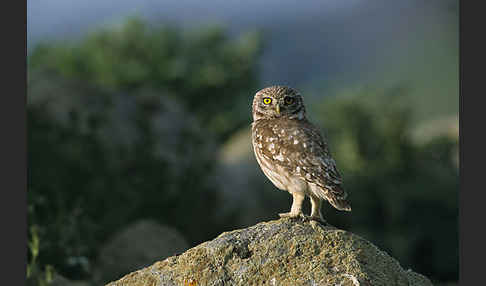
[49, 274, 91, 286]
[26, 270, 90, 286]
[411, 115, 459, 145]
[95, 219, 190, 284]
[105, 218, 433, 286]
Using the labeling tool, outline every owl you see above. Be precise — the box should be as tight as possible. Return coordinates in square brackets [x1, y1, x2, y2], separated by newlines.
[251, 86, 351, 223]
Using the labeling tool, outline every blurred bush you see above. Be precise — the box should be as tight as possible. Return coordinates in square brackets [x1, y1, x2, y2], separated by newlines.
[27, 18, 262, 282]
[310, 85, 458, 283]
[29, 17, 262, 141]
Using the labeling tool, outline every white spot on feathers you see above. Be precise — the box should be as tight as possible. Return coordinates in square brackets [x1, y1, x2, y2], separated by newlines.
[274, 153, 285, 161]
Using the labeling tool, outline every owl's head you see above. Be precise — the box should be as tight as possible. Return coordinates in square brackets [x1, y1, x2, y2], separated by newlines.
[252, 86, 306, 121]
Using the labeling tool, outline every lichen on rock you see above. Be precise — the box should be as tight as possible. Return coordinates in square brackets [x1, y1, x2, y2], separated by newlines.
[106, 218, 433, 286]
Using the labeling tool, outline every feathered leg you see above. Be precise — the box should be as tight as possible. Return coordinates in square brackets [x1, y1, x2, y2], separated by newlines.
[310, 195, 326, 223]
[279, 192, 305, 219]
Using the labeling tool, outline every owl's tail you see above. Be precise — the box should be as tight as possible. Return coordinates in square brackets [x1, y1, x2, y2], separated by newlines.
[327, 194, 352, 212]
[314, 185, 352, 212]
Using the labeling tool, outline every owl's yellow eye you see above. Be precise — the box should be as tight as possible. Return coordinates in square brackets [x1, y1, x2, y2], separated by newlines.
[263, 97, 272, 105]
[284, 96, 294, 105]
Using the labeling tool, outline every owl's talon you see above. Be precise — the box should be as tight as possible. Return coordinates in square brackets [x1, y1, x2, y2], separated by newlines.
[278, 212, 305, 219]
[309, 216, 327, 225]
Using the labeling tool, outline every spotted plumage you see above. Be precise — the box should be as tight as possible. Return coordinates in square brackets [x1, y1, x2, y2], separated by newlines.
[251, 86, 351, 222]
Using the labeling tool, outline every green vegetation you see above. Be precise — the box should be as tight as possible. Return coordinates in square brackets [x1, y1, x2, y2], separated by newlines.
[27, 226, 55, 286]
[28, 18, 262, 282]
[29, 17, 262, 141]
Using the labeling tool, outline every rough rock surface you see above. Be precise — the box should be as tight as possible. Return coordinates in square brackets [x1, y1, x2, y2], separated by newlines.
[106, 218, 433, 286]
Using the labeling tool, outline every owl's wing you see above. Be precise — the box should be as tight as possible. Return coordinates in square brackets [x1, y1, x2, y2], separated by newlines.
[255, 119, 350, 210]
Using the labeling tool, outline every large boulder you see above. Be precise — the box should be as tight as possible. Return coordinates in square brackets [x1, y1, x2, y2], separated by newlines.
[106, 218, 433, 286]
[95, 220, 190, 284]
[49, 274, 91, 286]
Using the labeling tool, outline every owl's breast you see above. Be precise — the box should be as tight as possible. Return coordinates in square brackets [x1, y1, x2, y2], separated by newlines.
[251, 119, 309, 192]
[251, 118, 311, 164]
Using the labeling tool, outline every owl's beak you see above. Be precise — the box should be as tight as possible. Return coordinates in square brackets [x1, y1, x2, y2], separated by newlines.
[275, 104, 280, 115]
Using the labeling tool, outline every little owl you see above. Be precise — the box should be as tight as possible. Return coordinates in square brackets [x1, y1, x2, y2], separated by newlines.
[251, 86, 351, 223]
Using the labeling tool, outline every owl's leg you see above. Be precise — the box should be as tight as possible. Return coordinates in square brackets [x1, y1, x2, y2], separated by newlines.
[310, 195, 326, 224]
[279, 192, 306, 219]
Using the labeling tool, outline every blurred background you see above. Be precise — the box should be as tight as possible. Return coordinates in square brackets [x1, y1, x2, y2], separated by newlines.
[26, 0, 459, 285]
